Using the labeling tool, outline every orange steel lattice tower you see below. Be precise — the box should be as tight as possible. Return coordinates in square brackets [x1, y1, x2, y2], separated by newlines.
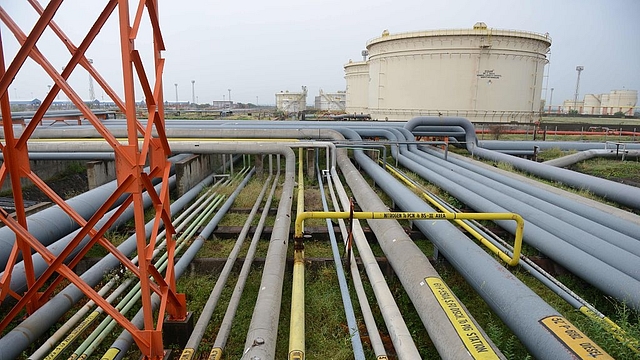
[0, 1, 185, 358]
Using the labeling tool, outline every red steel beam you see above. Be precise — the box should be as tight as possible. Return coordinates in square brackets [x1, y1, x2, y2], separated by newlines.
[0, 1, 184, 358]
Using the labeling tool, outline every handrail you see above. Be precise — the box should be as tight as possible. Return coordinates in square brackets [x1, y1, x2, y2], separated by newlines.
[295, 211, 524, 266]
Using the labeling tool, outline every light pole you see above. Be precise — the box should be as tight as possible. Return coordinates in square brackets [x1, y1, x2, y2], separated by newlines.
[228, 89, 231, 110]
[256, 96, 258, 107]
[191, 80, 195, 104]
[174, 83, 178, 102]
[574, 66, 584, 113]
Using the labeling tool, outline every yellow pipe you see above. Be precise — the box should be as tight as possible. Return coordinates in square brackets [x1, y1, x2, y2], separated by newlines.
[289, 148, 306, 359]
[294, 211, 524, 266]
[385, 164, 523, 266]
[579, 306, 640, 355]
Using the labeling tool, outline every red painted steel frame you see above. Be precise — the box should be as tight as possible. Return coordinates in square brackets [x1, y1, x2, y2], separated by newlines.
[0, 1, 185, 358]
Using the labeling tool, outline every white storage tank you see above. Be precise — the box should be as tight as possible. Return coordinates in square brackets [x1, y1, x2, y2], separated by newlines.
[315, 90, 346, 112]
[275, 86, 308, 114]
[365, 22, 551, 122]
[344, 60, 369, 115]
[583, 94, 602, 115]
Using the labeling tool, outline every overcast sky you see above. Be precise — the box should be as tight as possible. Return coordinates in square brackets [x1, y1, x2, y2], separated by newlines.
[2, 0, 639, 107]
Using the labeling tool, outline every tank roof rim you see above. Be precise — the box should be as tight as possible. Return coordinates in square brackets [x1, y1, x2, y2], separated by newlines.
[366, 28, 552, 48]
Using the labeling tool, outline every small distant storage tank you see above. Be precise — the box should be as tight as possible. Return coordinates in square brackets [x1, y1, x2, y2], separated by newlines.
[275, 86, 308, 113]
[315, 90, 346, 112]
[344, 60, 369, 114]
[364, 22, 551, 122]
[583, 94, 602, 115]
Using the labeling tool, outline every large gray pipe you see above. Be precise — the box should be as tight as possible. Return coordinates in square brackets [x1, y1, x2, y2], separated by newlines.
[0, 154, 189, 269]
[422, 147, 640, 237]
[107, 166, 257, 360]
[403, 142, 640, 272]
[344, 131, 597, 359]
[0, 171, 215, 360]
[404, 117, 640, 210]
[333, 141, 503, 358]
[386, 127, 640, 310]
[2, 176, 175, 295]
[543, 149, 640, 167]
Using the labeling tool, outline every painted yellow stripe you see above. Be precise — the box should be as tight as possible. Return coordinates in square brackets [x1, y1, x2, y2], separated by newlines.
[44, 311, 101, 360]
[540, 316, 613, 359]
[425, 277, 499, 359]
[288, 350, 304, 360]
[579, 306, 640, 355]
[100, 348, 120, 360]
[207, 347, 222, 360]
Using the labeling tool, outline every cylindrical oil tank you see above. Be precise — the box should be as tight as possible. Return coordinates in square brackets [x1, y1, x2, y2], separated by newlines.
[365, 22, 551, 122]
[344, 60, 369, 115]
[607, 90, 638, 115]
[583, 94, 602, 115]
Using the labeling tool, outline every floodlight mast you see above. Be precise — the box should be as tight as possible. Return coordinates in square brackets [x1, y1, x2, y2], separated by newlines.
[573, 66, 584, 112]
[0, 1, 184, 359]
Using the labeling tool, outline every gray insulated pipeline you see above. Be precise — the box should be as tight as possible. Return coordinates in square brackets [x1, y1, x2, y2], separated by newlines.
[404, 116, 640, 210]
[107, 167, 256, 360]
[2, 176, 175, 295]
[0, 153, 190, 269]
[478, 139, 640, 152]
[384, 127, 640, 310]
[334, 145, 503, 358]
[0, 171, 216, 360]
[543, 149, 640, 168]
[391, 128, 640, 265]
[416, 146, 640, 239]
[340, 128, 596, 359]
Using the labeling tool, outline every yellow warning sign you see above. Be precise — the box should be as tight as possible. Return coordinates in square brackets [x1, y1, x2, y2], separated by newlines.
[425, 277, 499, 359]
[540, 316, 613, 359]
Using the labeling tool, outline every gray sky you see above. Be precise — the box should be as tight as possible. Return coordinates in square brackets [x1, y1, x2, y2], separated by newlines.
[2, 0, 639, 107]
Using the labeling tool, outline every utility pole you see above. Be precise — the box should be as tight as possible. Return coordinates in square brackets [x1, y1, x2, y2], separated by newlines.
[228, 88, 231, 110]
[574, 66, 584, 113]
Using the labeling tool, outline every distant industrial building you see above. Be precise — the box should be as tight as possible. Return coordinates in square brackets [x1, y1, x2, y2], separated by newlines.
[560, 90, 637, 116]
[345, 22, 552, 122]
[275, 86, 307, 113]
[212, 100, 233, 109]
[314, 90, 346, 112]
